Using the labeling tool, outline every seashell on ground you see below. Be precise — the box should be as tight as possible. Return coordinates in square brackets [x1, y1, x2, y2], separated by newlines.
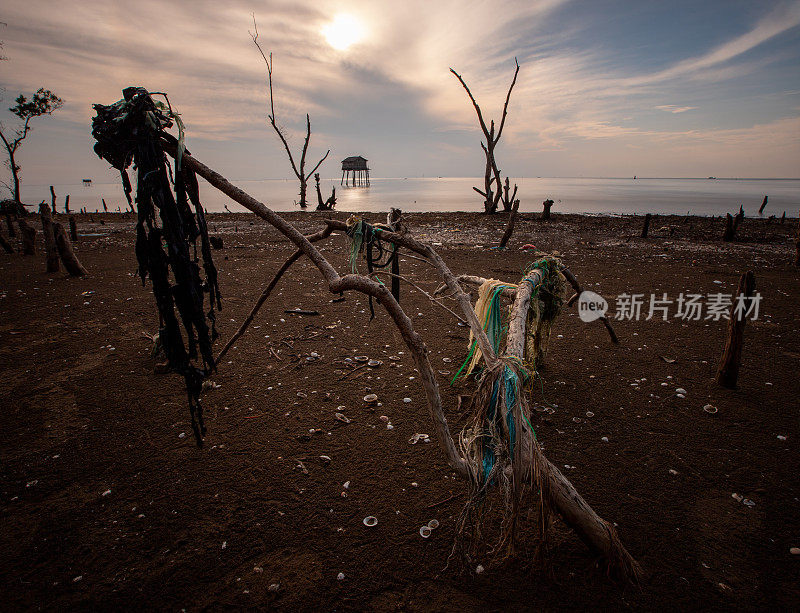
[363, 394, 378, 404]
[427, 519, 440, 529]
[419, 526, 432, 538]
[363, 516, 378, 527]
[368, 359, 382, 367]
[354, 355, 369, 363]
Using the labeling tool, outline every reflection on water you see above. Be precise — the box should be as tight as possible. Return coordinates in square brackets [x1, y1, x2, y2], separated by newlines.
[25, 176, 800, 217]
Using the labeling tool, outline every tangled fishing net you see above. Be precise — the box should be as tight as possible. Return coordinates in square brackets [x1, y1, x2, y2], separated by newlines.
[91, 87, 221, 446]
[453, 256, 565, 567]
[345, 214, 401, 318]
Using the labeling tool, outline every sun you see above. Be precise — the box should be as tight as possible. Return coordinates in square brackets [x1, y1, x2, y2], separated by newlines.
[322, 13, 365, 51]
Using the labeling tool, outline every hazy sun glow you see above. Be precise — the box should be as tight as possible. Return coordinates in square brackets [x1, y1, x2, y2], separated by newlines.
[322, 13, 365, 51]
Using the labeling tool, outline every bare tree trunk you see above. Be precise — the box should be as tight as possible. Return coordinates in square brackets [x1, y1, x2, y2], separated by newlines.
[9, 148, 21, 204]
[641, 213, 652, 238]
[64, 195, 70, 214]
[498, 199, 519, 249]
[758, 195, 768, 215]
[716, 271, 755, 389]
[39, 201, 60, 272]
[69, 215, 78, 242]
[53, 222, 87, 276]
[18, 218, 36, 255]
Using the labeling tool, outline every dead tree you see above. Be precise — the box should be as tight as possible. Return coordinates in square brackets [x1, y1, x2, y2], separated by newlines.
[160, 140, 639, 580]
[451, 59, 520, 213]
[69, 215, 78, 242]
[92, 87, 639, 580]
[251, 21, 329, 208]
[314, 173, 325, 209]
[64, 194, 70, 214]
[498, 198, 519, 249]
[716, 271, 755, 389]
[758, 195, 768, 215]
[641, 213, 651, 238]
[17, 218, 36, 255]
[53, 222, 87, 276]
[501, 177, 518, 212]
[39, 201, 59, 272]
[542, 199, 554, 220]
[313, 174, 336, 211]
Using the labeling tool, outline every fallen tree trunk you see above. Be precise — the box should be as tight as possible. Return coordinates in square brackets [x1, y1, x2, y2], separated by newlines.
[716, 271, 755, 389]
[53, 222, 87, 276]
[503, 269, 639, 579]
[39, 202, 60, 272]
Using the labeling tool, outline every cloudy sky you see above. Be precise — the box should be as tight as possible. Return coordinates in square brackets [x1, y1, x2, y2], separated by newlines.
[1, 0, 799, 193]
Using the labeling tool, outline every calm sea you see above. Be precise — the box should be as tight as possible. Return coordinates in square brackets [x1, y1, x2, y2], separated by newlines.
[25, 177, 799, 217]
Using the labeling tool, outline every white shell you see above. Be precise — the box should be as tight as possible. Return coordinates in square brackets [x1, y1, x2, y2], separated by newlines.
[363, 394, 378, 404]
[363, 516, 378, 527]
[703, 404, 718, 414]
[427, 519, 440, 529]
[419, 526, 432, 538]
[354, 355, 369, 362]
[368, 359, 382, 368]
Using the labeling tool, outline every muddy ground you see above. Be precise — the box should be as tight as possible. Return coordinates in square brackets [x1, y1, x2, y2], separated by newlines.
[1, 210, 798, 611]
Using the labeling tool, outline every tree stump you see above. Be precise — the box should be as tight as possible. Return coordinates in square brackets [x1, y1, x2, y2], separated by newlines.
[795, 212, 800, 266]
[64, 194, 70, 214]
[641, 213, 652, 238]
[5, 212, 16, 238]
[53, 222, 87, 276]
[18, 219, 36, 255]
[542, 198, 554, 220]
[0, 231, 12, 254]
[722, 213, 735, 241]
[716, 271, 755, 389]
[39, 202, 60, 272]
[69, 215, 78, 242]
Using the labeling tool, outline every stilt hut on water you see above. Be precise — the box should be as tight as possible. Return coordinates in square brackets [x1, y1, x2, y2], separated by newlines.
[341, 156, 370, 186]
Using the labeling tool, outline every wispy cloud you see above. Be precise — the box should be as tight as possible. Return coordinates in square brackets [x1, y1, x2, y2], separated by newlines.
[0, 0, 798, 181]
[655, 105, 697, 114]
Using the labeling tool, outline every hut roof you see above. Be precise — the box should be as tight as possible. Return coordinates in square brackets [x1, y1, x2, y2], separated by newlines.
[341, 156, 369, 170]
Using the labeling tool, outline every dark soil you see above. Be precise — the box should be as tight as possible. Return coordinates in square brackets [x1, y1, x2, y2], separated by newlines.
[1, 210, 798, 611]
